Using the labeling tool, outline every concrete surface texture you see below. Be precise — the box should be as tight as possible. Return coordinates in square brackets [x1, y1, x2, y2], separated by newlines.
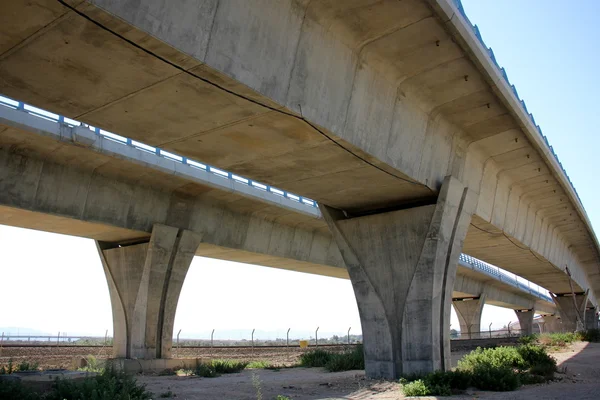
[1, 0, 598, 378]
[552, 293, 588, 332]
[0, 0, 597, 305]
[514, 309, 535, 336]
[540, 314, 563, 333]
[320, 176, 477, 378]
[0, 111, 555, 316]
[97, 224, 202, 359]
[453, 294, 487, 338]
[584, 308, 598, 330]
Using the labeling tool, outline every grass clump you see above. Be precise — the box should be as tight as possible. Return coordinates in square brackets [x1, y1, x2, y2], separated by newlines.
[400, 344, 557, 395]
[299, 349, 332, 367]
[211, 359, 248, 374]
[44, 367, 152, 400]
[300, 345, 365, 372]
[246, 360, 272, 369]
[0, 359, 39, 374]
[324, 345, 364, 372]
[519, 329, 600, 350]
[194, 359, 248, 377]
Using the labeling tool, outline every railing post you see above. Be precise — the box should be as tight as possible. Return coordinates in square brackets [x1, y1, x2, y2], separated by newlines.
[489, 322, 492, 339]
[211, 329, 215, 348]
[347, 327, 351, 345]
[315, 327, 319, 347]
[251, 328, 255, 348]
[176, 329, 181, 358]
[286, 328, 290, 347]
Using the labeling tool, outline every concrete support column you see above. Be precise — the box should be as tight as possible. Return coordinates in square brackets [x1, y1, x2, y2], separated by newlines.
[320, 176, 477, 379]
[543, 315, 562, 333]
[453, 295, 486, 339]
[97, 224, 201, 359]
[584, 308, 598, 330]
[551, 293, 587, 332]
[515, 309, 534, 336]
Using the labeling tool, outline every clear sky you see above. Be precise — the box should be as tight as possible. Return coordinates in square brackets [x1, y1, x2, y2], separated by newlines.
[1, 1, 599, 339]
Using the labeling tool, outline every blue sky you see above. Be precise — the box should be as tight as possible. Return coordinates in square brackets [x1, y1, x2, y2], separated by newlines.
[1, 1, 598, 338]
[461, 0, 600, 234]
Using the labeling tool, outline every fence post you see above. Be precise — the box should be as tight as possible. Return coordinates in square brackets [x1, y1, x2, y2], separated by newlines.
[347, 327, 351, 345]
[286, 328, 290, 347]
[211, 329, 215, 348]
[251, 329, 255, 348]
[315, 327, 319, 347]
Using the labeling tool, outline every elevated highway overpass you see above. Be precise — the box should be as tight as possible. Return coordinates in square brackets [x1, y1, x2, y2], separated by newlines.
[0, 94, 563, 358]
[1, 0, 598, 378]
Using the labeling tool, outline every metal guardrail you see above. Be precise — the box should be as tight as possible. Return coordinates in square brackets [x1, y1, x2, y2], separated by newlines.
[451, 0, 583, 208]
[459, 254, 553, 302]
[0, 96, 318, 210]
[0, 94, 554, 304]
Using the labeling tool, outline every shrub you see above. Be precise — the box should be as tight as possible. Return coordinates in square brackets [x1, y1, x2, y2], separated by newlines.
[580, 328, 600, 342]
[299, 349, 332, 367]
[401, 344, 557, 395]
[17, 361, 39, 372]
[324, 345, 364, 372]
[78, 355, 103, 373]
[0, 378, 40, 400]
[458, 346, 527, 373]
[44, 367, 152, 400]
[401, 379, 431, 396]
[400, 370, 471, 396]
[469, 363, 520, 391]
[517, 345, 556, 378]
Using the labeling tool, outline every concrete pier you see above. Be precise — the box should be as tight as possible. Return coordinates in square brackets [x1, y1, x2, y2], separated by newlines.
[453, 294, 486, 339]
[321, 176, 477, 379]
[552, 293, 587, 332]
[515, 309, 535, 336]
[97, 224, 201, 359]
[584, 308, 598, 330]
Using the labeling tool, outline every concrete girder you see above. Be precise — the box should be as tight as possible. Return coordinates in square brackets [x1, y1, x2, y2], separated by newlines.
[97, 224, 201, 359]
[320, 176, 478, 379]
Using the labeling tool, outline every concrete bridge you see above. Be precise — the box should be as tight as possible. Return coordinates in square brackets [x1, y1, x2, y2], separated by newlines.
[1, 0, 598, 378]
[0, 93, 574, 367]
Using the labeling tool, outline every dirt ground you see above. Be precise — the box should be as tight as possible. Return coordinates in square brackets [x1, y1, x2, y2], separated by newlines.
[137, 342, 600, 399]
[3, 342, 599, 399]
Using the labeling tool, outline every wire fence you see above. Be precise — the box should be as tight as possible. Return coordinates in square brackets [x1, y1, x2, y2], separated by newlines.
[1, 326, 535, 349]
